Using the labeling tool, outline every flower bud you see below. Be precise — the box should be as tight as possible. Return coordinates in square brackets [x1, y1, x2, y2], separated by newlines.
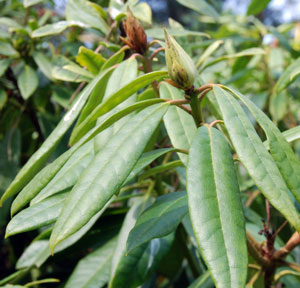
[164, 29, 196, 89]
[120, 8, 147, 54]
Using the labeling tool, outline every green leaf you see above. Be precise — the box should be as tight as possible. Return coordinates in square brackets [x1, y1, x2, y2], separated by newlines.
[196, 40, 223, 69]
[24, 0, 44, 8]
[52, 55, 91, 82]
[274, 57, 300, 94]
[66, 0, 109, 34]
[70, 71, 168, 145]
[0, 17, 23, 30]
[269, 90, 288, 123]
[212, 86, 300, 231]
[176, 0, 219, 18]
[109, 200, 174, 288]
[127, 192, 188, 253]
[0, 270, 28, 286]
[160, 83, 196, 165]
[6, 192, 67, 237]
[76, 46, 106, 75]
[1, 67, 115, 206]
[0, 42, 19, 57]
[0, 58, 11, 77]
[145, 28, 210, 40]
[188, 271, 213, 288]
[282, 126, 300, 143]
[131, 2, 152, 25]
[30, 141, 94, 205]
[32, 52, 53, 81]
[65, 237, 117, 288]
[125, 148, 176, 184]
[187, 125, 247, 288]
[49, 103, 169, 251]
[100, 47, 127, 72]
[32, 21, 88, 38]
[223, 86, 300, 205]
[200, 48, 266, 72]
[247, 0, 271, 15]
[17, 65, 38, 100]
[0, 88, 7, 110]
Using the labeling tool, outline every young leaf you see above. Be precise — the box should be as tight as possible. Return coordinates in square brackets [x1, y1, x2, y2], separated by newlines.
[247, 0, 271, 15]
[76, 46, 106, 75]
[17, 65, 38, 100]
[70, 71, 168, 145]
[223, 86, 300, 205]
[213, 86, 300, 231]
[127, 191, 188, 252]
[6, 192, 68, 237]
[65, 236, 117, 288]
[187, 125, 247, 288]
[1, 67, 115, 206]
[49, 103, 169, 251]
[160, 83, 196, 165]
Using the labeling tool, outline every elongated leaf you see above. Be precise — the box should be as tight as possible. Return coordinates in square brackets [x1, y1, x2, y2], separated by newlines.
[160, 83, 196, 165]
[30, 141, 94, 205]
[1, 67, 115, 205]
[282, 126, 300, 143]
[196, 40, 223, 68]
[187, 125, 247, 288]
[213, 86, 300, 231]
[200, 48, 265, 72]
[127, 192, 188, 253]
[17, 66, 38, 100]
[6, 193, 67, 237]
[176, 0, 219, 18]
[125, 148, 175, 184]
[49, 103, 169, 251]
[76, 46, 106, 75]
[0, 59, 11, 77]
[70, 71, 168, 145]
[63, 63, 94, 79]
[0, 88, 7, 110]
[188, 271, 213, 288]
[110, 200, 173, 288]
[274, 57, 300, 94]
[66, 0, 109, 34]
[32, 21, 88, 38]
[223, 86, 300, 204]
[100, 47, 127, 72]
[0, 42, 19, 57]
[145, 28, 210, 40]
[32, 52, 53, 81]
[247, 0, 271, 15]
[65, 237, 117, 288]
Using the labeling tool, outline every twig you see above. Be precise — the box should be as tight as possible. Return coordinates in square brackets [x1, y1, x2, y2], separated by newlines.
[245, 190, 261, 207]
[198, 87, 212, 102]
[266, 199, 271, 229]
[274, 232, 300, 259]
[209, 120, 224, 127]
[272, 221, 288, 240]
[150, 47, 164, 61]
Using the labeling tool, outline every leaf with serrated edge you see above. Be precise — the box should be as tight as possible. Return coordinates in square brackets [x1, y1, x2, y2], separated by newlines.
[213, 86, 300, 231]
[187, 125, 247, 288]
[49, 103, 169, 251]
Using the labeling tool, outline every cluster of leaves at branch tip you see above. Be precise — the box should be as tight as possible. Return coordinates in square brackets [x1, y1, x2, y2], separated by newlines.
[120, 8, 148, 54]
[164, 29, 196, 89]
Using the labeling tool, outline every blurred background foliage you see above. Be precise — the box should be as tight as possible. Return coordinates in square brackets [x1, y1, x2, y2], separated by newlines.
[1, 0, 300, 287]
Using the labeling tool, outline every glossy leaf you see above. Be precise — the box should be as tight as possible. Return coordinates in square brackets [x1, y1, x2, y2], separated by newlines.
[282, 126, 300, 143]
[62, 63, 94, 79]
[65, 237, 117, 288]
[213, 86, 300, 231]
[6, 192, 67, 237]
[32, 21, 88, 38]
[66, 0, 109, 34]
[160, 83, 196, 165]
[76, 46, 106, 75]
[176, 0, 219, 18]
[100, 46, 127, 72]
[17, 66, 38, 100]
[49, 103, 169, 251]
[196, 40, 223, 68]
[70, 71, 168, 145]
[187, 125, 247, 288]
[127, 191, 188, 253]
[223, 86, 300, 205]
[1, 67, 115, 206]
[145, 28, 210, 40]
